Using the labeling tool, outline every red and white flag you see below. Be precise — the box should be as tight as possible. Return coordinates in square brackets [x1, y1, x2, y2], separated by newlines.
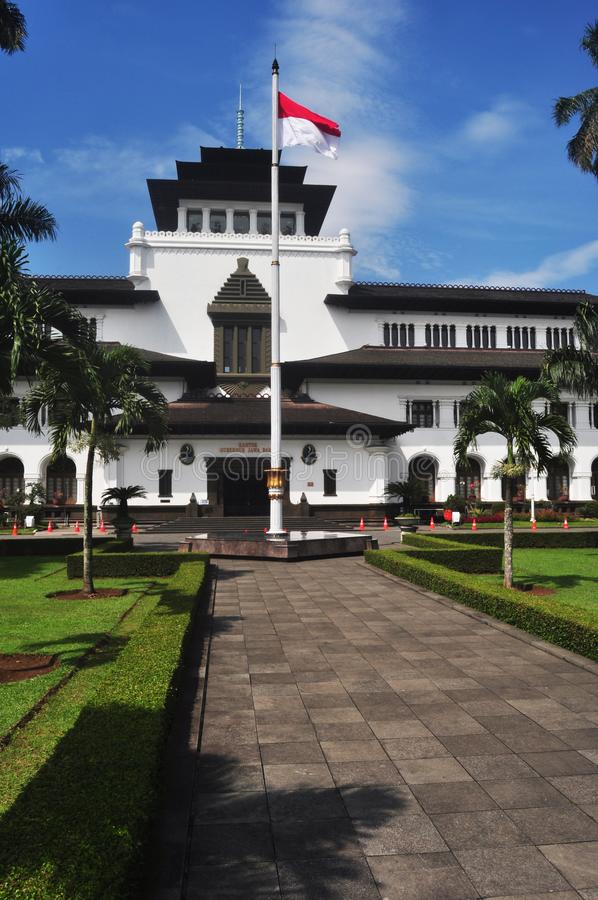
[278, 91, 341, 159]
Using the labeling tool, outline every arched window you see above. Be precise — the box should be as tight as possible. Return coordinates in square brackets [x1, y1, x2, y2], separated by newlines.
[408, 456, 436, 503]
[592, 458, 598, 499]
[391, 323, 398, 347]
[425, 324, 432, 347]
[0, 457, 24, 502]
[383, 323, 390, 346]
[455, 458, 482, 502]
[466, 325, 473, 348]
[46, 457, 77, 505]
[502, 475, 526, 502]
[547, 460, 570, 502]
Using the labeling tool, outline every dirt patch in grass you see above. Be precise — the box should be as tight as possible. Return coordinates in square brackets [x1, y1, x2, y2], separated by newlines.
[49, 588, 128, 601]
[515, 583, 557, 596]
[0, 653, 59, 683]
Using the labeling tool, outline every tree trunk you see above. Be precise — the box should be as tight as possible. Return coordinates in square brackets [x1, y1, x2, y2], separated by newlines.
[83, 434, 96, 595]
[503, 475, 514, 589]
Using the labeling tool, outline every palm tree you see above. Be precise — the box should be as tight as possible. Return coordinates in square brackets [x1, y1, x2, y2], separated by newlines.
[553, 20, 598, 178]
[0, 1, 26, 54]
[543, 300, 598, 397]
[454, 373, 576, 588]
[0, 240, 88, 397]
[0, 165, 57, 243]
[22, 345, 167, 594]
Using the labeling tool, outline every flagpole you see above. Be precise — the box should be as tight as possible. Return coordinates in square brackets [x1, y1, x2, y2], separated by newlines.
[267, 57, 284, 536]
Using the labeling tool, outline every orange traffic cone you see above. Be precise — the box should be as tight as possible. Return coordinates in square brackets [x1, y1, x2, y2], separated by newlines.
[131, 522, 138, 534]
[99, 519, 106, 533]
[12, 520, 17, 536]
[359, 517, 365, 531]
[563, 517, 569, 530]
[531, 519, 537, 531]
[471, 518, 477, 531]
[429, 516, 435, 530]
[383, 516, 389, 530]
[73, 520, 80, 533]
[47, 519, 53, 533]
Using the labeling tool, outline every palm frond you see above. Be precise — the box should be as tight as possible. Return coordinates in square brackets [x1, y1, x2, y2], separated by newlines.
[581, 19, 598, 69]
[0, 1, 27, 54]
[0, 197, 57, 242]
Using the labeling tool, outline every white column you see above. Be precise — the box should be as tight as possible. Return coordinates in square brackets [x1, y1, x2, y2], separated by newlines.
[249, 208, 258, 233]
[201, 207, 210, 233]
[296, 210, 306, 236]
[76, 477, 85, 504]
[225, 208, 234, 234]
[176, 206, 187, 232]
[126, 221, 148, 285]
[335, 228, 356, 290]
[438, 400, 455, 429]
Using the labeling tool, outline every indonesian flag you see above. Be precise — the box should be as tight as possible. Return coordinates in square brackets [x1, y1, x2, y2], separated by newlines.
[278, 91, 341, 159]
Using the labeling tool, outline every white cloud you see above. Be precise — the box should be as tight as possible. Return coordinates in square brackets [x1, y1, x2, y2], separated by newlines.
[9, 124, 220, 216]
[247, 0, 413, 280]
[2, 146, 44, 165]
[478, 239, 598, 288]
[448, 98, 531, 156]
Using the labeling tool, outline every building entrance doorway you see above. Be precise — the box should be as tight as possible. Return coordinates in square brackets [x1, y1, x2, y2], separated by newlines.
[221, 457, 269, 516]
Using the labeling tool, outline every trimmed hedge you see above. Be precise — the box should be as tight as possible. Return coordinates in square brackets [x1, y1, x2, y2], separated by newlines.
[66, 548, 208, 579]
[0, 536, 112, 557]
[365, 549, 598, 662]
[0, 558, 208, 899]
[424, 530, 598, 549]
[401, 542, 502, 574]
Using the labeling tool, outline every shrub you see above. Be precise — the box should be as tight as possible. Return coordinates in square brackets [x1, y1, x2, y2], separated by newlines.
[402, 545, 502, 574]
[424, 530, 598, 549]
[0, 536, 112, 557]
[443, 494, 467, 513]
[66, 549, 208, 579]
[464, 514, 503, 523]
[0, 559, 208, 899]
[578, 501, 598, 518]
[365, 550, 598, 661]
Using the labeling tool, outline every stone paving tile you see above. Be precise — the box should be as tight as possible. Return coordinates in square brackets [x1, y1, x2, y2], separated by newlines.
[186, 862, 281, 899]
[508, 805, 598, 844]
[367, 851, 479, 899]
[539, 841, 598, 890]
[455, 846, 571, 895]
[184, 556, 598, 897]
[431, 809, 529, 850]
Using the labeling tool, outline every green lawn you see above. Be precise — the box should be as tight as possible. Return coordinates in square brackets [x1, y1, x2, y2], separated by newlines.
[480, 547, 598, 618]
[0, 556, 157, 738]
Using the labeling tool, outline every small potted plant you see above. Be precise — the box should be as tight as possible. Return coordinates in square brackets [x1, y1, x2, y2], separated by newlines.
[101, 484, 147, 540]
[386, 478, 424, 532]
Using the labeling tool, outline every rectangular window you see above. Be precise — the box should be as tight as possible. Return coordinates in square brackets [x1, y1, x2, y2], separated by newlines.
[233, 211, 250, 234]
[158, 469, 172, 498]
[251, 327, 263, 372]
[210, 209, 226, 233]
[323, 469, 337, 496]
[411, 401, 434, 428]
[237, 326, 248, 373]
[257, 211, 271, 234]
[280, 212, 296, 235]
[551, 401, 569, 421]
[87, 317, 97, 341]
[187, 210, 203, 232]
[223, 326, 234, 373]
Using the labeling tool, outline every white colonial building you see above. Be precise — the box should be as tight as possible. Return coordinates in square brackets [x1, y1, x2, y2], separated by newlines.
[2, 146, 597, 522]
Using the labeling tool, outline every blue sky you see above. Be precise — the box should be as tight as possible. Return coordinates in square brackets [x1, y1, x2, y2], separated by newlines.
[3, 0, 598, 291]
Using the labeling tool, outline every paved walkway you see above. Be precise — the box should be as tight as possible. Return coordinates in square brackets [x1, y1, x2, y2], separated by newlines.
[186, 557, 598, 899]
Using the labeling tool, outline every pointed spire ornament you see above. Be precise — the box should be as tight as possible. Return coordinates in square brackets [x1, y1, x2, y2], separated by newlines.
[236, 84, 245, 149]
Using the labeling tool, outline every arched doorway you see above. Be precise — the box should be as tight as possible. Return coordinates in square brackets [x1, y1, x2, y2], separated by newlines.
[592, 458, 598, 500]
[46, 457, 77, 505]
[455, 458, 482, 503]
[547, 460, 570, 502]
[0, 457, 24, 503]
[408, 456, 436, 503]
